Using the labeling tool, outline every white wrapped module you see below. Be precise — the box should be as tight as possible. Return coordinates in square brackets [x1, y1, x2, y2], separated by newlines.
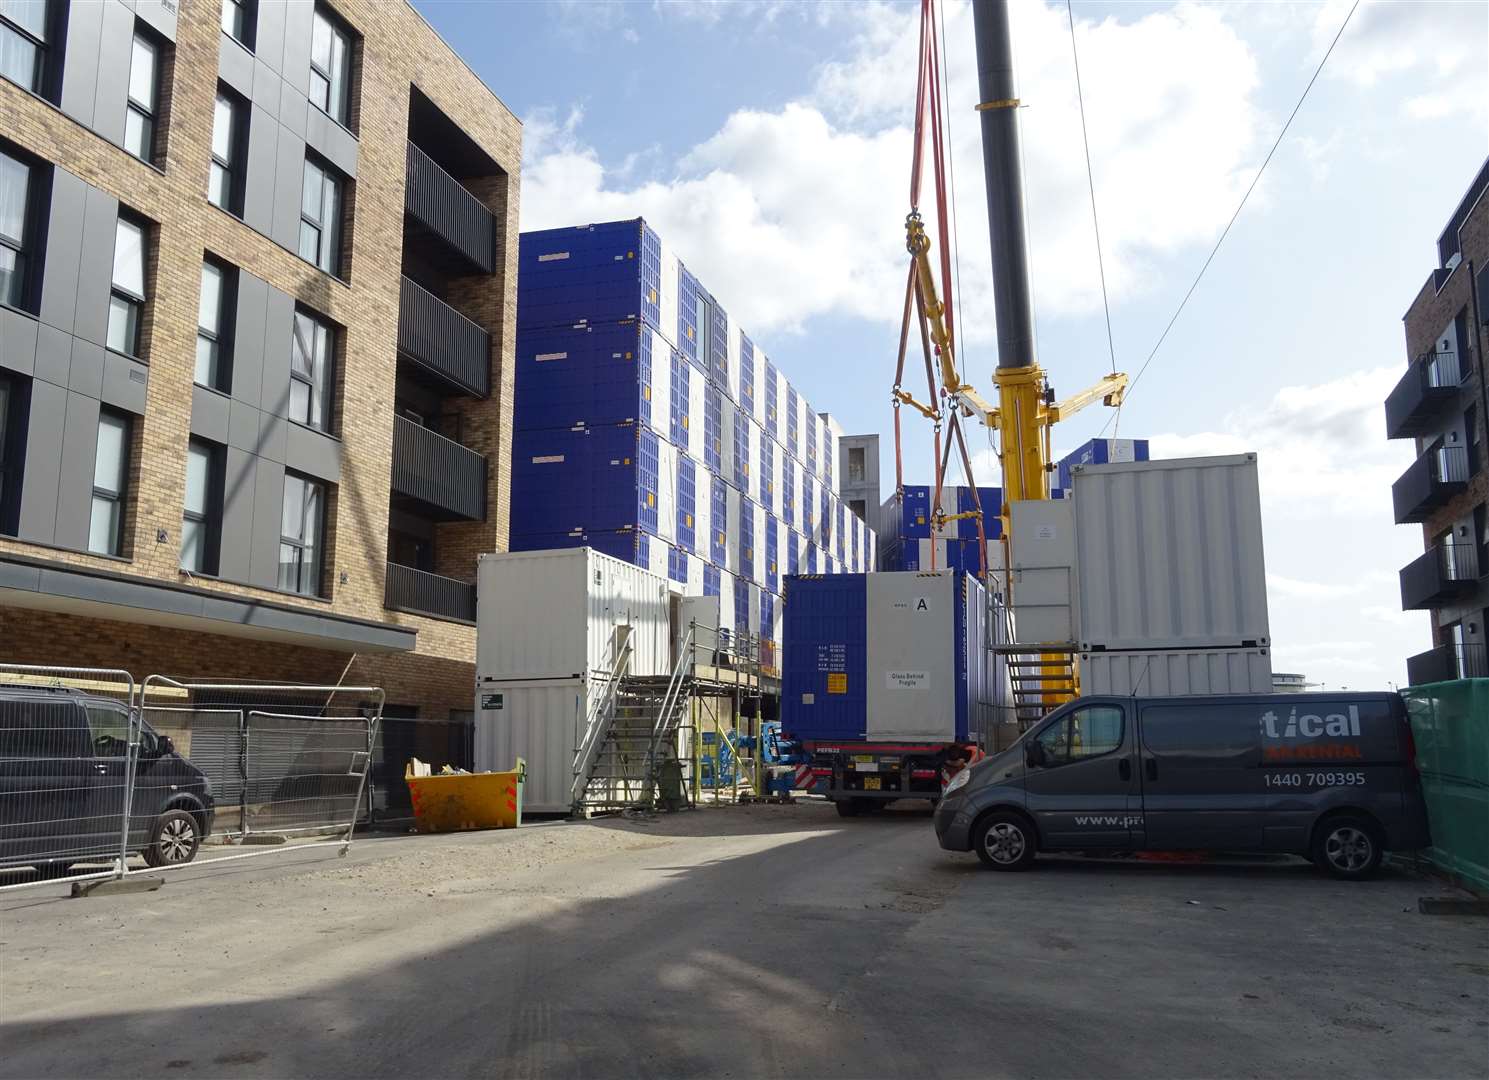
[659, 241, 680, 351]
[656, 439, 678, 543]
[687, 362, 706, 461]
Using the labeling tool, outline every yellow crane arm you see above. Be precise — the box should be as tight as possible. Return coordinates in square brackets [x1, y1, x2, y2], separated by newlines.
[1046, 372, 1128, 424]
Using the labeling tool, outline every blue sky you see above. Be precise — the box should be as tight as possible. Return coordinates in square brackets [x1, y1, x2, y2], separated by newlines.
[415, 0, 1489, 687]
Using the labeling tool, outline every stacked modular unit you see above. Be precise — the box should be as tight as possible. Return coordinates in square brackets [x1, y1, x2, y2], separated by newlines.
[474, 549, 672, 812]
[510, 218, 875, 658]
[878, 484, 1003, 575]
[1056, 437, 1150, 494]
[781, 570, 1007, 744]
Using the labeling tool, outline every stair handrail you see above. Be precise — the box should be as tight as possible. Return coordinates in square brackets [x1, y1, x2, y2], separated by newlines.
[642, 620, 696, 802]
[570, 633, 634, 811]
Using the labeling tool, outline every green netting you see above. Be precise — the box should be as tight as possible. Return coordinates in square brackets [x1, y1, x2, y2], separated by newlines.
[1404, 679, 1489, 892]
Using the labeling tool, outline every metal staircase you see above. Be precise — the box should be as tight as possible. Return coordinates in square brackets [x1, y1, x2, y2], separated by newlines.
[1004, 650, 1077, 724]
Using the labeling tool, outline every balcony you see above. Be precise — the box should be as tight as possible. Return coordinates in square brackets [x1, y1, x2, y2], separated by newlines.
[398, 276, 491, 397]
[384, 562, 477, 623]
[1384, 351, 1468, 439]
[391, 415, 487, 522]
[405, 141, 496, 275]
[1406, 642, 1489, 686]
[1392, 444, 1469, 524]
[1399, 542, 1481, 610]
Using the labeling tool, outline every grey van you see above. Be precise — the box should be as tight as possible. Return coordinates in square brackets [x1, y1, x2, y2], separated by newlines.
[935, 692, 1429, 880]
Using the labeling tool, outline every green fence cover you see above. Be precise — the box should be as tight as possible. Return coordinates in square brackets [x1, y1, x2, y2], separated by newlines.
[1404, 680, 1489, 891]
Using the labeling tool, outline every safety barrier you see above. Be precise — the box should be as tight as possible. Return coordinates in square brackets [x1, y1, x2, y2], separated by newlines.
[0, 666, 382, 893]
[1404, 679, 1489, 891]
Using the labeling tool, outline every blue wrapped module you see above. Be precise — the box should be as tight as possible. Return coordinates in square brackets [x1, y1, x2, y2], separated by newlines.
[732, 410, 750, 490]
[677, 455, 696, 554]
[766, 516, 779, 592]
[669, 351, 689, 447]
[704, 384, 722, 472]
[739, 495, 756, 583]
[518, 220, 663, 330]
[759, 436, 773, 506]
[1056, 438, 1150, 493]
[514, 319, 659, 433]
[764, 358, 779, 438]
[782, 464, 795, 528]
[710, 478, 727, 566]
[739, 334, 756, 415]
[510, 525, 658, 572]
[781, 574, 867, 742]
[510, 422, 659, 537]
[703, 563, 721, 597]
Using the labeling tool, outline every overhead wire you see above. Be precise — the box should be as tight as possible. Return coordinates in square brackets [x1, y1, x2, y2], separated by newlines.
[1066, 0, 1116, 379]
[1101, 0, 1361, 437]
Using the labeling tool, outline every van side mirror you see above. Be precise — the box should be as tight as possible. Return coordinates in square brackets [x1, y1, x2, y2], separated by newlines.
[1025, 740, 1046, 768]
[156, 735, 175, 757]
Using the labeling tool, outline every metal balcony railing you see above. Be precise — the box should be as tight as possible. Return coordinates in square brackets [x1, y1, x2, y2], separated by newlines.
[404, 141, 496, 274]
[1399, 542, 1481, 610]
[398, 275, 491, 397]
[384, 562, 477, 623]
[1392, 444, 1469, 524]
[391, 415, 487, 522]
[1384, 350, 1470, 440]
[1406, 642, 1489, 686]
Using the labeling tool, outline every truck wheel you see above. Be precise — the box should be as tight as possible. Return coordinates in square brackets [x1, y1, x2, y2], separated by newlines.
[974, 812, 1036, 871]
[834, 799, 859, 818]
[1311, 815, 1383, 880]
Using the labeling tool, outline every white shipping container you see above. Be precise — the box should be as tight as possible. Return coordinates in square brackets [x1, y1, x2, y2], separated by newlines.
[656, 439, 678, 543]
[751, 345, 768, 424]
[1072, 453, 1270, 650]
[725, 320, 742, 403]
[476, 682, 585, 813]
[1078, 648, 1274, 696]
[687, 550, 705, 594]
[720, 396, 738, 480]
[864, 571, 976, 740]
[718, 569, 735, 634]
[659, 242, 680, 351]
[641, 531, 670, 580]
[1009, 499, 1077, 644]
[687, 363, 706, 461]
[647, 328, 672, 431]
[752, 502, 768, 583]
[476, 549, 671, 682]
[725, 485, 742, 575]
[695, 471, 712, 561]
[746, 581, 762, 633]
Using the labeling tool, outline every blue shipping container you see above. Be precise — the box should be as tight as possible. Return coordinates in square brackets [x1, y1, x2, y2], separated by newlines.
[1056, 438, 1150, 493]
[513, 319, 658, 433]
[517, 220, 663, 330]
[511, 423, 659, 537]
[510, 526, 656, 573]
[780, 574, 867, 742]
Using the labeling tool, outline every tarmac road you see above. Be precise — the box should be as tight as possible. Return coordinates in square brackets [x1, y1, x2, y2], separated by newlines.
[1, 800, 1485, 1079]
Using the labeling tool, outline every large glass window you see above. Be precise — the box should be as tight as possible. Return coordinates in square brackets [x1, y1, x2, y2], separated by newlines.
[221, 0, 254, 47]
[0, 148, 31, 309]
[0, 0, 48, 94]
[181, 439, 222, 574]
[290, 308, 333, 431]
[308, 7, 350, 126]
[278, 472, 323, 596]
[88, 411, 129, 556]
[124, 29, 159, 163]
[209, 88, 245, 213]
[107, 216, 147, 356]
[298, 156, 342, 276]
[196, 260, 233, 391]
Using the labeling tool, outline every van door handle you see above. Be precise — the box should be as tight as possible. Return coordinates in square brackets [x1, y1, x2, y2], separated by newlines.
[93, 763, 107, 773]
[1145, 758, 1158, 782]
[1119, 759, 1131, 781]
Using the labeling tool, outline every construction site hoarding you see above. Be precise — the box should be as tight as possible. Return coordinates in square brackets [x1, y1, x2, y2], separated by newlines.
[1071, 453, 1270, 651]
[476, 548, 672, 682]
[1078, 648, 1274, 697]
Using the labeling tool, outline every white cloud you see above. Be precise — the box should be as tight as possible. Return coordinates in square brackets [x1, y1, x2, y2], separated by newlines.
[1313, 0, 1487, 88]
[519, 0, 1268, 338]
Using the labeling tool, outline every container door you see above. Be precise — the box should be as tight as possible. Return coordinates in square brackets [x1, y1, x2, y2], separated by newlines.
[1022, 701, 1140, 849]
[866, 573, 957, 740]
[1137, 701, 1266, 850]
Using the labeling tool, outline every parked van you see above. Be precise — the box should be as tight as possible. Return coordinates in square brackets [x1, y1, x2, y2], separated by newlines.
[935, 692, 1429, 879]
[0, 685, 215, 873]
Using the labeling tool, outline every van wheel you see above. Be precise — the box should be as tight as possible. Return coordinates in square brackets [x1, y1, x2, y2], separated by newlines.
[974, 812, 1037, 871]
[144, 809, 201, 867]
[1312, 815, 1382, 880]
[834, 799, 859, 818]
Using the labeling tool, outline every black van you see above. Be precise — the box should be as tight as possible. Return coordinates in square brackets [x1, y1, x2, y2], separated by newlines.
[935, 692, 1429, 879]
[0, 685, 215, 873]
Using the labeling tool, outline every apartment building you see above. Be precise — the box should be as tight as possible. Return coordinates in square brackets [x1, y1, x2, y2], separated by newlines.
[1387, 157, 1489, 684]
[0, 0, 520, 718]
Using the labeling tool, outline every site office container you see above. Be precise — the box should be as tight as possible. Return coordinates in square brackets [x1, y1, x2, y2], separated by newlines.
[1079, 648, 1274, 696]
[782, 571, 988, 743]
[1056, 437, 1150, 494]
[1071, 453, 1269, 651]
[514, 319, 674, 434]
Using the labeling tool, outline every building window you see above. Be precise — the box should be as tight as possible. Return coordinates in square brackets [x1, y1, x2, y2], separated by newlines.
[1468, 405, 1481, 476]
[196, 259, 234, 391]
[124, 29, 160, 163]
[0, 147, 33, 309]
[298, 156, 342, 276]
[0, 0, 48, 94]
[88, 411, 129, 556]
[209, 88, 245, 214]
[290, 308, 333, 430]
[181, 439, 223, 575]
[278, 472, 324, 596]
[309, 7, 351, 127]
[848, 446, 865, 483]
[107, 215, 147, 356]
[221, 0, 254, 48]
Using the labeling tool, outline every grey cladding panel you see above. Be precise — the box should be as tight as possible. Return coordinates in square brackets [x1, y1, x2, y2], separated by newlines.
[255, 0, 289, 76]
[260, 286, 294, 415]
[132, 0, 178, 41]
[228, 399, 261, 452]
[249, 458, 287, 591]
[270, 128, 307, 251]
[252, 59, 282, 118]
[16, 380, 67, 543]
[101, 352, 149, 415]
[91, 1, 136, 148]
[231, 270, 268, 405]
[306, 109, 357, 179]
[279, 0, 313, 96]
[32, 324, 71, 387]
[0, 309, 38, 376]
[74, 188, 121, 350]
[280, 87, 308, 139]
[257, 412, 288, 463]
[54, 392, 103, 552]
[58, 0, 104, 127]
[37, 171, 88, 333]
[242, 107, 280, 235]
[67, 338, 105, 398]
[218, 35, 256, 99]
[218, 446, 257, 583]
[285, 424, 341, 483]
[191, 384, 231, 442]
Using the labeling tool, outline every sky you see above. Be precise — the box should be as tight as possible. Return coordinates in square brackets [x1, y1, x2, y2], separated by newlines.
[414, 0, 1489, 689]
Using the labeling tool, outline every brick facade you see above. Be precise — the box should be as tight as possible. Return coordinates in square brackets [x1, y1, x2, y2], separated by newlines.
[0, 0, 522, 715]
